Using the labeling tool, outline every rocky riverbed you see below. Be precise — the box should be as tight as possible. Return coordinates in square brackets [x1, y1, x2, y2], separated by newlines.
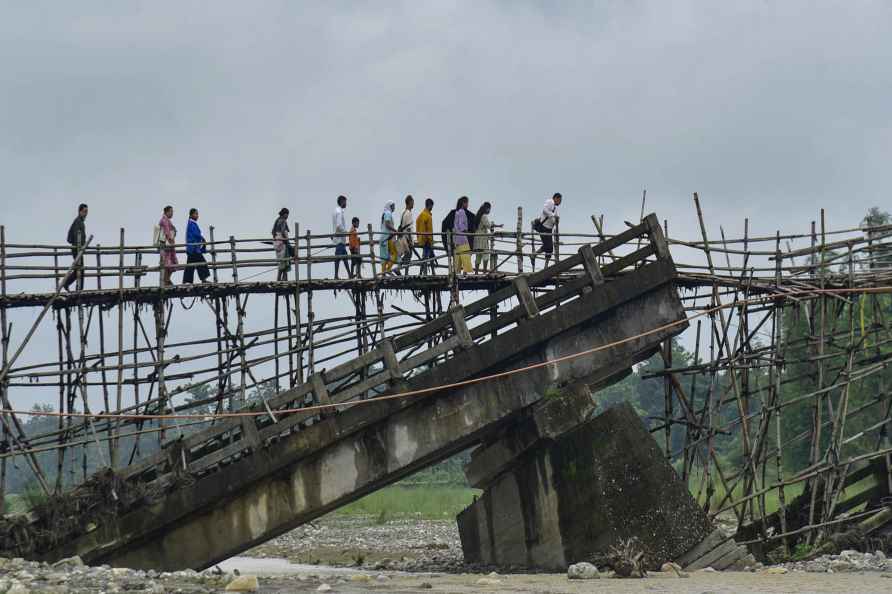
[244, 515, 466, 573]
[3, 517, 892, 593]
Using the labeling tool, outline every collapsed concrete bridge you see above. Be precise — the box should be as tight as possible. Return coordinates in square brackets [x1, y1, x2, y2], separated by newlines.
[4, 215, 694, 571]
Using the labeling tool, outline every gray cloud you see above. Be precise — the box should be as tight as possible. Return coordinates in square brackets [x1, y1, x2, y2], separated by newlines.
[3, 1, 890, 243]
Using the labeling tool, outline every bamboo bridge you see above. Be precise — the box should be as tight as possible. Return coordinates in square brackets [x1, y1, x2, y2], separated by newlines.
[1, 196, 891, 568]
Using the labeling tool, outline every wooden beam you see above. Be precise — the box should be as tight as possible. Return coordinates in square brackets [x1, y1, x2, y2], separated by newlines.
[513, 276, 540, 318]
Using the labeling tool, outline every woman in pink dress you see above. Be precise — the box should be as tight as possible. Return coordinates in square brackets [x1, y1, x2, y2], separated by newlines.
[159, 205, 179, 286]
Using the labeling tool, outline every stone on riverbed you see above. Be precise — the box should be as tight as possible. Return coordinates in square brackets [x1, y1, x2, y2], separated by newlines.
[661, 561, 689, 577]
[225, 574, 259, 591]
[476, 577, 503, 585]
[567, 562, 600, 580]
[51, 555, 85, 569]
[6, 581, 30, 594]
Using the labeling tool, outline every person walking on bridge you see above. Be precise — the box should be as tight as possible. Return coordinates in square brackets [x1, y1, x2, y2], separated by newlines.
[452, 196, 474, 275]
[62, 203, 88, 291]
[473, 201, 502, 274]
[183, 208, 210, 284]
[397, 195, 415, 272]
[273, 208, 292, 281]
[349, 216, 362, 278]
[332, 195, 349, 279]
[157, 206, 179, 287]
[379, 200, 398, 274]
[416, 198, 435, 274]
[531, 192, 561, 268]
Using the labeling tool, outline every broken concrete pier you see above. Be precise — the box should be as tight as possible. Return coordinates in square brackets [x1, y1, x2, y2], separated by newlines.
[458, 402, 715, 570]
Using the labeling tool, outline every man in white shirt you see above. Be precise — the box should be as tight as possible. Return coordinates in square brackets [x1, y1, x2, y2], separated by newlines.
[532, 192, 562, 268]
[332, 195, 348, 279]
[398, 195, 415, 271]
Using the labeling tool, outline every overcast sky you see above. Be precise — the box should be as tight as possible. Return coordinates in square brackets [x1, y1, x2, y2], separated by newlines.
[3, 1, 891, 244]
[2, 1, 892, 410]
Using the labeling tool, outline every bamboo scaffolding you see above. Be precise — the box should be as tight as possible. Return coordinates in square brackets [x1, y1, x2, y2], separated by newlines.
[3, 201, 892, 558]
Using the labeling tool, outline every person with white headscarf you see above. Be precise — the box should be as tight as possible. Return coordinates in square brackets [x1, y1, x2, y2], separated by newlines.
[379, 200, 398, 274]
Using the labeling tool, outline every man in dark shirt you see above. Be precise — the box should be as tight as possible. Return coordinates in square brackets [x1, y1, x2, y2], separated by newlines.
[62, 203, 88, 291]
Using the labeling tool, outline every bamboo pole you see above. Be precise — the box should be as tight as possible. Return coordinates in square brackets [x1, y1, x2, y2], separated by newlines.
[153, 301, 168, 440]
[94, 244, 114, 464]
[693, 194, 754, 503]
[306, 230, 315, 375]
[112, 228, 125, 467]
[0, 226, 7, 509]
[516, 207, 523, 274]
[293, 222, 303, 385]
[366, 223, 377, 278]
[806, 210, 828, 544]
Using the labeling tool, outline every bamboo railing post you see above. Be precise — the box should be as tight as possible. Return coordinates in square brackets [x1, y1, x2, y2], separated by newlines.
[229, 235, 238, 284]
[489, 227, 496, 272]
[448, 230, 458, 306]
[516, 207, 523, 273]
[554, 218, 560, 263]
[530, 219, 537, 270]
[208, 226, 219, 284]
[367, 223, 378, 277]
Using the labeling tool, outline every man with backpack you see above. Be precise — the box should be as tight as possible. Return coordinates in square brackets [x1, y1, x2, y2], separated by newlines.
[532, 192, 562, 268]
[62, 203, 88, 291]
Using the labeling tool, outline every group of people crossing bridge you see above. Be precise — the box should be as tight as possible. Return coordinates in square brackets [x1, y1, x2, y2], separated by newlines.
[60, 193, 564, 290]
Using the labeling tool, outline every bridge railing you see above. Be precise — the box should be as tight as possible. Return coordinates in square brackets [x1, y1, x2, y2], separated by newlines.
[119, 214, 672, 485]
[0, 211, 660, 298]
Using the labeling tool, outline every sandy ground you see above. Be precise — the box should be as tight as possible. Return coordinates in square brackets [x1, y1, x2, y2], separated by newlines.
[235, 516, 892, 593]
[220, 560, 892, 594]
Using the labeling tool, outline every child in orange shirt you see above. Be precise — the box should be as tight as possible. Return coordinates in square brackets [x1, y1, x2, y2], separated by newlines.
[349, 217, 362, 277]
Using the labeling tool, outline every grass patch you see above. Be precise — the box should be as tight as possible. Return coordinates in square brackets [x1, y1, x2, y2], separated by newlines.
[3, 494, 29, 514]
[334, 485, 479, 520]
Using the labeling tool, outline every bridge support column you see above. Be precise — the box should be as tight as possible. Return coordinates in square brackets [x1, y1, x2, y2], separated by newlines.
[457, 403, 714, 571]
